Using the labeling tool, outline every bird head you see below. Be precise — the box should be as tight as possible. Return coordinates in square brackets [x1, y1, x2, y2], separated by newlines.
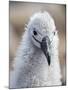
[27, 12, 58, 66]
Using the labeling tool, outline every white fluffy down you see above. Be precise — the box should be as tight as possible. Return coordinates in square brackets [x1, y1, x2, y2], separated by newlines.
[10, 11, 62, 88]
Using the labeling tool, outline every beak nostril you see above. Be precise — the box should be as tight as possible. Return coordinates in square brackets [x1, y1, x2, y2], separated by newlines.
[42, 36, 50, 45]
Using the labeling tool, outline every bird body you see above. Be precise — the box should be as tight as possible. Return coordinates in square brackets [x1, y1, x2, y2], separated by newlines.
[10, 12, 62, 88]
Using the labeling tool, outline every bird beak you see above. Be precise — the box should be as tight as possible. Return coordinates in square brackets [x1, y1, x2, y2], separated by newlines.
[40, 37, 51, 66]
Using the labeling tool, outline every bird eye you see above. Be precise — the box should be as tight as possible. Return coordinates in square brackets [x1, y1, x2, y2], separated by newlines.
[33, 30, 37, 35]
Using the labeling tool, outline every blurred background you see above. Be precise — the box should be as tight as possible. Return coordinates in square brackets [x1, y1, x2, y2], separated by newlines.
[9, 1, 66, 85]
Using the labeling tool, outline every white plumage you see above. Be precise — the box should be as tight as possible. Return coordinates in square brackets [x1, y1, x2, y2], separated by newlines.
[10, 11, 62, 88]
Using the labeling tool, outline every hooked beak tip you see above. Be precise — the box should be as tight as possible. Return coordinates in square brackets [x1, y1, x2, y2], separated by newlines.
[47, 54, 51, 66]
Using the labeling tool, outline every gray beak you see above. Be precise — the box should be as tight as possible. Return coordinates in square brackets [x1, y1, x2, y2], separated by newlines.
[41, 37, 51, 66]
